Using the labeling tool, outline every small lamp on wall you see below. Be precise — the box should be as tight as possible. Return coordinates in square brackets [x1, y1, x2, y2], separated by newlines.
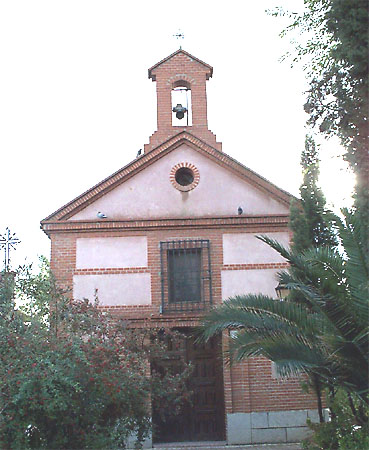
[229, 330, 238, 339]
[275, 282, 289, 300]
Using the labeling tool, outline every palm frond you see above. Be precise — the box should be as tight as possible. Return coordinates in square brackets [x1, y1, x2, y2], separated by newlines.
[338, 209, 369, 323]
[201, 294, 324, 342]
[230, 329, 328, 366]
[201, 209, 369, 402]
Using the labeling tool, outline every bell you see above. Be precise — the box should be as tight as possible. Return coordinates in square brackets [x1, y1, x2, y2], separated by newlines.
[172, 103, 187, 120]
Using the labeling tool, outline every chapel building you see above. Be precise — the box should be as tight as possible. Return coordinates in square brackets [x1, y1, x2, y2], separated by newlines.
[41, 49, 319, 447]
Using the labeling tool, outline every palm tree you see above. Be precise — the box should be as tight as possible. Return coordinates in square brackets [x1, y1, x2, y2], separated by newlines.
[201, 209, 368, 423]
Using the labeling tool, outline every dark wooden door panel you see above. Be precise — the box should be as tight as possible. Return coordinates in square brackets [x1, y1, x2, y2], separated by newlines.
[152, 330, 225, 443]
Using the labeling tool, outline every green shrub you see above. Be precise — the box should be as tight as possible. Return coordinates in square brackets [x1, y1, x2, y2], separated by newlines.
[0, 265, 191, 449]
[302, 393, 369, 450]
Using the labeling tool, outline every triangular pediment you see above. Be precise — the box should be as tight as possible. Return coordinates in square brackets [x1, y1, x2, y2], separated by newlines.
[148, 49, 213, 81]
[41, 132, 293, 226]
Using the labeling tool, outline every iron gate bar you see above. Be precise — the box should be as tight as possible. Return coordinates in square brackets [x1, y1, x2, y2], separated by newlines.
[160, 239, 212, 314]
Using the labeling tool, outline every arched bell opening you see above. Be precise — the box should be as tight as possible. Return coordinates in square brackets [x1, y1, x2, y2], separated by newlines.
[171, 80, 192, 126]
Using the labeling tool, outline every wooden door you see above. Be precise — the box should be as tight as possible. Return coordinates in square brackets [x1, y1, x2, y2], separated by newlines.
[187, 336, 225, 441]
[152, 331, 225, 443]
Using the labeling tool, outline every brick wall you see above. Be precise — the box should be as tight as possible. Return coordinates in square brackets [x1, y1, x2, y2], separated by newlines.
[49, 219, 317, 414]
[43, 49, 316, 445]
[145, 51, 222, 152]
[224, 357, 317, 414]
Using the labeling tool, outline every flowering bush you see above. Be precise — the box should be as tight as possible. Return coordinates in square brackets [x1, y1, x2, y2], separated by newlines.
[0, 264, 190, 449]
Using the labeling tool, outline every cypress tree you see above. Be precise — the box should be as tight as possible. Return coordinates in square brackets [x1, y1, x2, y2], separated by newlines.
[290, 135, 337, 253]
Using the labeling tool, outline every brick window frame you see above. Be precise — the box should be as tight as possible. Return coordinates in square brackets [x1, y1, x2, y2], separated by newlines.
[170, 162, 200, 192]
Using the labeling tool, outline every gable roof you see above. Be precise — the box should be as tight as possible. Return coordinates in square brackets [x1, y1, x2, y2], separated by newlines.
[41, 131, 294, 225]
[148, 49, 213, 81]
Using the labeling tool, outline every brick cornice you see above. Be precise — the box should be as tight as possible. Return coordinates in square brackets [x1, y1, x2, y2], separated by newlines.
[41, 131, 294, 227]
[106, 311, 206, 328]
[222, 262, 289, 271]
[74, 267, 150, 275]
[42, 214, 289, 236]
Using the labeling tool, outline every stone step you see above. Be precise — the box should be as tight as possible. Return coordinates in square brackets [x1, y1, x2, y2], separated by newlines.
[153, 442, 302, 450]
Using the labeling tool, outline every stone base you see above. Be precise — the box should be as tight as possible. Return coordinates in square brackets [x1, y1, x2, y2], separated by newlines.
[126, 408, 327, 447]
[227, 409, 328, 445]
[126, 432, 152, 449]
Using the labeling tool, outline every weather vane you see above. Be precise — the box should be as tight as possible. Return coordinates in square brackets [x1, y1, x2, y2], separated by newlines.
[173, 30, 184, 49]
[0, 227, 21, 271]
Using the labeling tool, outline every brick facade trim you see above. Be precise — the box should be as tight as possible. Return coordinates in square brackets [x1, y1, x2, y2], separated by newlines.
[106, 311, 207, 328]
[42, 214, 289, 236]
[222, 263, 289, 270]
[166, 73, 197, 87]
[74, 267, 150, 275]
[169, 162, 200, 192]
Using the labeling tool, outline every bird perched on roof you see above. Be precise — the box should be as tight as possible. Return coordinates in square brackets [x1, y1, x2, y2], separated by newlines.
[238, 206, 243, 215]
[97, 211, 107, 219]
[136, 149, 142, 157]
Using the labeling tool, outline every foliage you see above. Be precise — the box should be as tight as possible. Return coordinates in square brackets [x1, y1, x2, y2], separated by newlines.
[289, 133, 338, 420]
[0, 261, 191, 449]
[290, 134, 337, 253]
[271, 0, 369, 230]
[200, 209, 368, 412]
[302, 392, 369, 449]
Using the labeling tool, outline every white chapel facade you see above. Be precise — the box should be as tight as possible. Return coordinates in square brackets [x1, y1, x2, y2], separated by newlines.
[42, 49, 319, 447]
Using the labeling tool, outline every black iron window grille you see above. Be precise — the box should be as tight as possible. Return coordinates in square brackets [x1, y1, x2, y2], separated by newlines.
[160, 239, 212, 313]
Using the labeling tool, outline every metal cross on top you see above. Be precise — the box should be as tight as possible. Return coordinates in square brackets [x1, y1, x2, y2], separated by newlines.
[0, 227, 21, 271]
[173, 30, 185, 49]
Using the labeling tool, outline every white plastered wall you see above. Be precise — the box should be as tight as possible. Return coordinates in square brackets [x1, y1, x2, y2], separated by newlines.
[222, 232, 289, 300]
[222, 269, 280, 299]
[73, 273, 151, 306]
[76, 236, 147, 269]
[223, 232, 289, 265]
[69, 145, 289, 221]
[73, 236, 151, 306]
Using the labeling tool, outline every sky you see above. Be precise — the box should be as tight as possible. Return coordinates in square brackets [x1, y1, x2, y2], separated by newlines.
[0, 0, 354, 270]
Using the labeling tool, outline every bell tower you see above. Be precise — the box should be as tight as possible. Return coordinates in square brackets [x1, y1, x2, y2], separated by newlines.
[144, 49, 222, 153]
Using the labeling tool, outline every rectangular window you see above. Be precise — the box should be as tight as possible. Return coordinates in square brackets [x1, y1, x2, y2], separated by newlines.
[168, 248, 201, 303]
[160, 240, 212, 313]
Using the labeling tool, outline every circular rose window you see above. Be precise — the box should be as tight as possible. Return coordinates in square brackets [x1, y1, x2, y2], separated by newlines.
[170, 163, 200, 192]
